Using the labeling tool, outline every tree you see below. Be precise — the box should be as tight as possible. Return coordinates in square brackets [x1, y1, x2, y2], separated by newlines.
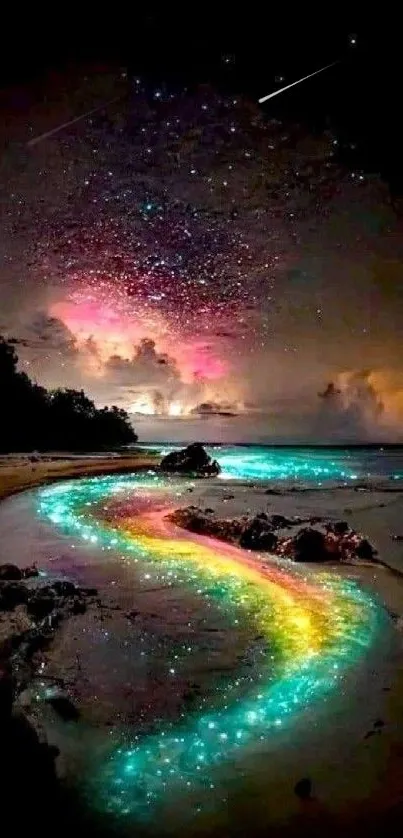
[0, 336, 138, 452]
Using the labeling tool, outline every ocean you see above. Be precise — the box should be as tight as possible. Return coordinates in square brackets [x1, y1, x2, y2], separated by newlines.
[135, 443, 403, 483]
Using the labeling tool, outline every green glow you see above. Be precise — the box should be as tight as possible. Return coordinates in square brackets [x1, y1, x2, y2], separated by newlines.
[37, 472, 383, 822]
[140, 443, 403, 482]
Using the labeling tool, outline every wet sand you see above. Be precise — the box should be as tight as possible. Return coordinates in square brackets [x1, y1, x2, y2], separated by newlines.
[184, 478, 403, 831]
[0, 451, 158, 500]
[1, 465, 403, 835]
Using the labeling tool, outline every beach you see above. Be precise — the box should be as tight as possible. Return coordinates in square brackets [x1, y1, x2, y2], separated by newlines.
[0, 451, 403, 836]
[0, 451, 158, 501]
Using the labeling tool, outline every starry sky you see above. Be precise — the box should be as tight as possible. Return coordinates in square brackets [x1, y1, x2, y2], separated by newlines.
[1, 14, 403, 442]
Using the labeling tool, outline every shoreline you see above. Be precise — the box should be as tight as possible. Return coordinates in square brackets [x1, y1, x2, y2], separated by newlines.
[0, 459, 403, 832]
[164, 476, 403, 827]
[0, 451, 159, 503]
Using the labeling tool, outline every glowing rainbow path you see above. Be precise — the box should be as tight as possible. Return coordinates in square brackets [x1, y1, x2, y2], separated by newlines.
[37, 471, 383, 822]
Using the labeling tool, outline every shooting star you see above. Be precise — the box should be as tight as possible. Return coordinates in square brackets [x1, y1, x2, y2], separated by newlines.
[26, 95, 122, 148]
[258, 61, 338, 104]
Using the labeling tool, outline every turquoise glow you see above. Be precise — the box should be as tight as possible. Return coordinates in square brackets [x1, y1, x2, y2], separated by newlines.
[37, 471, 384, 823]
[138, 443, 403, 482]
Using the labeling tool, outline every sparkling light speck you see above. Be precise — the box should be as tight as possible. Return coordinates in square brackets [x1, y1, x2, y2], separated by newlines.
[37, 468, 382, 821]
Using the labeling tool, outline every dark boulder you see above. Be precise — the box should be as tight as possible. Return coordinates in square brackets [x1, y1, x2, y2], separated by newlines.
[0, 564, 23, 581]
[355, 538, 376, 560]
[51, 580, 77, 597]
[71, 597, 87, 614]
[160, 443, 221, 477]
[21, 565, 39, 579]
[168, 506, 244, 543]
[268, 513, 296, 529]
[327, 520, 350, 535]
[240, 517, 278, 552]
[0, 582, 28, 610]
[26, 590, 56, 620]
[294, 777, 312, 800]
[83, 586, 98, 596]
[292, 528, 331, 562]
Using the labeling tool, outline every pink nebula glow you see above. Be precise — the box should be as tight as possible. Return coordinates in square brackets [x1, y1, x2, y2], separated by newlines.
[50, 298, 228, 382]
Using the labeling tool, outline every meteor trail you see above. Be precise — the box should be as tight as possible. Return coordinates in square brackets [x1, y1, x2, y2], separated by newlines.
[258, 61, 338, 104]
[26, 95, 122, 147]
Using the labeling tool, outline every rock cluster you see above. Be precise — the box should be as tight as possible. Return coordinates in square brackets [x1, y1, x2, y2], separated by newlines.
[168, 508, 300, 551]
[160, 443, 221, 477]
[0, 564, 98, 686]
[279, 523, 376, 562]
[167, 508, 377, 563]
[0, 563, 100, 828]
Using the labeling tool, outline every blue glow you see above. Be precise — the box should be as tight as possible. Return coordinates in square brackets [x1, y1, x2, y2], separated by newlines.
[137, 444, 403, 482]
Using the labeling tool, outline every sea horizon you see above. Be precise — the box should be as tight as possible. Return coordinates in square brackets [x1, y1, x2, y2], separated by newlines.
[135, 441, 403, 450]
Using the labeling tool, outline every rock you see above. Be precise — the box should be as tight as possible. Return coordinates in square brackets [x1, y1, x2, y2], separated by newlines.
[46, 695, 80, 722]
[355, 538, 376, 560]
[20, 627, 52, 657]
[294, 777, 312, 799]
[329, 520, 350, 535]
[160, 443, 221, 477]
[268, 513, 294, 529]
[71, 597, 86, 614]
[0, 582, 28, 610]
[240, 516, 278, 552]
[168, 507, 244, 543]
[21, 565, 39, 579]
[26, 592, 56, 619]
[0, 564, 23, 581]
[292, 528, 330, 562]
[51, 580, 77, 597]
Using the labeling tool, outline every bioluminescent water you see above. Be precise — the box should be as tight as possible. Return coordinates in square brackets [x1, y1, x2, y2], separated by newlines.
[137, 443, 403, 482]
[36, 470, 384, 823]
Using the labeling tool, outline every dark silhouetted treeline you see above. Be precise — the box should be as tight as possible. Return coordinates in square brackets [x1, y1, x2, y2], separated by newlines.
[0, 337, 137, 452]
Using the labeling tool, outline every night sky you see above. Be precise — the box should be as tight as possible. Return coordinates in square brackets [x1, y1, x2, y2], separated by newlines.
[1, 12, 402, 442]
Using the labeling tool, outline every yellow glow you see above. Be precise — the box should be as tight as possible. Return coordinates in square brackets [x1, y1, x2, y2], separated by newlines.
[130, 396, 155, 415]
[168, 401, 183, 416]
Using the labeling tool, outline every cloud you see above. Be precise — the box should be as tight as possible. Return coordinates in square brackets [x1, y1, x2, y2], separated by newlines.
[315, 370, 386, 440]
[190, 401, 239, 417]
[104, 338, 180, 389]
[9, 311, 77, 355]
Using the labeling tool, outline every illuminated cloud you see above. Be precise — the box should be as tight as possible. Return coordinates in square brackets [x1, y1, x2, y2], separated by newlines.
[190, 401, 239, 417]
[315, 369, 403, 440]
[10, 311, 77, 355]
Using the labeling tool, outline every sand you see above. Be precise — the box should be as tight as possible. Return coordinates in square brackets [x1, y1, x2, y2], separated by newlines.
[0, 451, 158, 501]
[183, 477, 403, 830]
[1, 460, 403, 835]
